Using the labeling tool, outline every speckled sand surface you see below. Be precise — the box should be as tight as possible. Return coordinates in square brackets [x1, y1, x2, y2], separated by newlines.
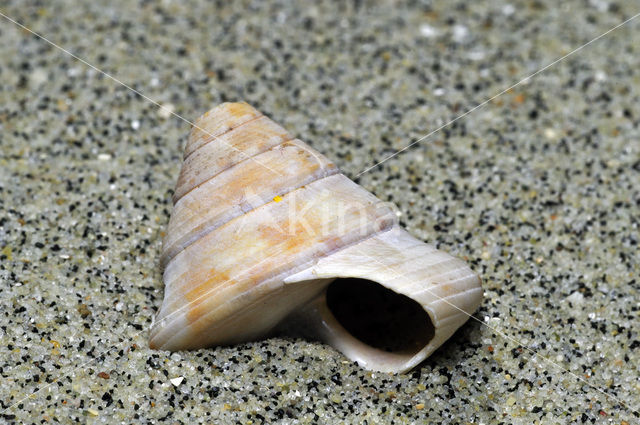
[0, 0, 639, 423]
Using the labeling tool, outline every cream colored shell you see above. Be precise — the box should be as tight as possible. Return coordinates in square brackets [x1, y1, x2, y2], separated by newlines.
[150, 102, 482, 373]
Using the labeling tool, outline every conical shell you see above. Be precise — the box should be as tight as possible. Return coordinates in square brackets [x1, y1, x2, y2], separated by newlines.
[150, 102, 482, 373]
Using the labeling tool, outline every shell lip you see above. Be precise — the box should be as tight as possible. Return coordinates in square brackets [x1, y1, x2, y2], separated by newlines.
[288, 270, 482, 373]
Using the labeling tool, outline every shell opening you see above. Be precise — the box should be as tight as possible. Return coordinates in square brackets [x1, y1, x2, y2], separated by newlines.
[325, 278, 435, 356]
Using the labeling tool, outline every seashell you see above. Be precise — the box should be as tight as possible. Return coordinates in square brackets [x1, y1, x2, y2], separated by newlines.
[149, 102, 482, 373]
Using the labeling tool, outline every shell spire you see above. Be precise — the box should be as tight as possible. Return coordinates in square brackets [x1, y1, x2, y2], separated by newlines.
[150, 102, 482, 373]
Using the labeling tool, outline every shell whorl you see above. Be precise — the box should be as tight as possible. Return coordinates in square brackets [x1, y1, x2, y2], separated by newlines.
[150, 102, 482, 373]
